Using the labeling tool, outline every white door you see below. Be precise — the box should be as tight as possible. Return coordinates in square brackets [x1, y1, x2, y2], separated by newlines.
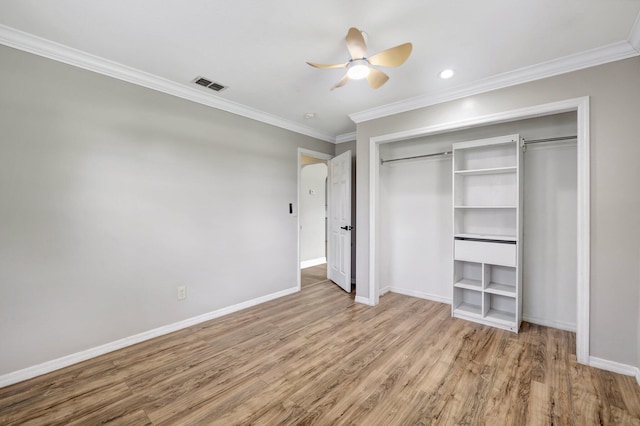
[328, 150, 352, 292]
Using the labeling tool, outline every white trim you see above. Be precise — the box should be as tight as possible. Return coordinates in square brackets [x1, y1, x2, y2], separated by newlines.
[0, 286, 298, 388]
[522, 314, 576, 333]
[354, 295, 374, 306]
[575, 98, 591, 365]
[629, 12, 640, 52]
[368, 97, 590, 364]
[336, 132, 357, 144]
[300, 257, 327, 269]
[350, 41, 637, 125]
[369, 98, 585, 146]
[637, 370, 640, 387]
[369, 132, 381, 306]
[0, 24, 335, 144]
[387, 287, 452, 305]
[380, 286, 391, 296]
[589, 356, 639, 378]
[297, 148, 334, 292]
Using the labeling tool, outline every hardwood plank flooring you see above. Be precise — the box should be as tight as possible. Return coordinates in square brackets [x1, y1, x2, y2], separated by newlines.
[301, 264, 328, 288]
[1, 282, 639, 425]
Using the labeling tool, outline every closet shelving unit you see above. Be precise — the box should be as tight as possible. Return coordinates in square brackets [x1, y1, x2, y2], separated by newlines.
[452, 134, 523, 332]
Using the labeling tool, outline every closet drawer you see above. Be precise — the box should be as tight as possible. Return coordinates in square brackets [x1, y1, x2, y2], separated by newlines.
[454, 240, 516, 266]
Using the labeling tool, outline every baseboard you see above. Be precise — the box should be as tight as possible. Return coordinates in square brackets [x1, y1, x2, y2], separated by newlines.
[589, 356, 640, 379]
[354, 295, 373, 306]
[522, 314, 577, 332]
[300, 257, 326, 269]
[380, 286, 391, 296]
[388, 286, 452, 304]
[0, 286, 299, 388]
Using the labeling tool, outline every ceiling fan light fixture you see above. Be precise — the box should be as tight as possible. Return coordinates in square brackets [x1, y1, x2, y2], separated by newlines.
[347, 60, 370, 80]
[307, 27, 412, 90]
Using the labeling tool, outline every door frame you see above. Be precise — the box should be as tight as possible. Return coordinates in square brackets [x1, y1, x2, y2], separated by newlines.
[297, 148, 333, 291]
[368, 96, 590, 364]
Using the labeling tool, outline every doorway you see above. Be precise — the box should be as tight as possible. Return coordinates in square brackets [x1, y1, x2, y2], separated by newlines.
[297, 148, 353, 293]
[297, 149, 332, 290]
[300, 157, 328, 286]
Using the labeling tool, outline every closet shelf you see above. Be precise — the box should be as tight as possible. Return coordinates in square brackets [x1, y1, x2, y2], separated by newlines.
[454, 302, 482, 317]
[454, 166, 517, 176]
[454, 233, 516, 242]
[454, 278, 482, 291]
[454, 205, 517, 209]
[485, 309, 517, 326]
[485, 283, 516, 297]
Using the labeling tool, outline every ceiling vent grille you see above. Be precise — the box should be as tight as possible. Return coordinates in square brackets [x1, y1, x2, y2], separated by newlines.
[192, 76, 228, 92]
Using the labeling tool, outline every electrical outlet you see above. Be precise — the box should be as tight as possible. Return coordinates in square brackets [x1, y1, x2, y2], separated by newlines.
[177, 286, 186, 300]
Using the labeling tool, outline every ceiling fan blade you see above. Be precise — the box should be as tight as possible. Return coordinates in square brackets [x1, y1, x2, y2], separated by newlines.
[331, 73, 350, 90]
[306, 61, 348, 69]
[368, 43, 413, 67]
[366, 68, 389, 89]
[346, 27, 367, 59]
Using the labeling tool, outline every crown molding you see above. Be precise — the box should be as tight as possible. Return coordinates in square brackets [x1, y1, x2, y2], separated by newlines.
[0, 24, 335, 143]
[335, 132, 356, 143]
[350, 40, 639, 124]
[630, 12, 640, 52]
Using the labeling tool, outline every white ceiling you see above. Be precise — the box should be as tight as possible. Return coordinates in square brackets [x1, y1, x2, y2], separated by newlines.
[1, 0, 639, 142]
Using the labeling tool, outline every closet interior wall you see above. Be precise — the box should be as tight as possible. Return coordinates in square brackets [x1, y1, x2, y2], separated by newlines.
[379, 112, 577, 331]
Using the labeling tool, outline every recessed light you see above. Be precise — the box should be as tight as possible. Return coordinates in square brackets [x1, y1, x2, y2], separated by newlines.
[439, 69, 454, 79]
[304, 113, 316, 119]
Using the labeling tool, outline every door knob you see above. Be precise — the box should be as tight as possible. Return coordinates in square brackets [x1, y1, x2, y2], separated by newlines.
[340, 226, 353, 231]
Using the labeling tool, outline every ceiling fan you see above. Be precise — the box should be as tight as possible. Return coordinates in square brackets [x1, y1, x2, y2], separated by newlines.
[307, 27, 413, 90]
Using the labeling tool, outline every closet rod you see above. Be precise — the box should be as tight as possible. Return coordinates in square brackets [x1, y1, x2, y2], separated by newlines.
[522, 135, 577, 145]
[380, 151, 451, 165]
[380, 135, 578, 164]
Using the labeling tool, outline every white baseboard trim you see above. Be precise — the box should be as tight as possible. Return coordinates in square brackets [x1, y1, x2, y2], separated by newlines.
[300, 257, 326, 269]
[380, 286, 391, 296]
[387, 286, 452, 305]
[354, 295, 374, 306]
[0, 286, 299, 388]
[522, 314, 577, 333]
[589, 356, 640, 379]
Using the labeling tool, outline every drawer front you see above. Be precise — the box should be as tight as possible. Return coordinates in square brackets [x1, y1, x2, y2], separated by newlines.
[454, 240, 516, 266]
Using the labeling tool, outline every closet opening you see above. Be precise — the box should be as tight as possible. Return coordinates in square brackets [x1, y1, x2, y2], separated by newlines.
[368, 97, 589, 363]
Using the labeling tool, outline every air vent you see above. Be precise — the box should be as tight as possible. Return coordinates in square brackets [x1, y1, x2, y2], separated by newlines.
[194, 77, 212, 87]
[208, 82, 225, 92]
[192, 76, 228, 92]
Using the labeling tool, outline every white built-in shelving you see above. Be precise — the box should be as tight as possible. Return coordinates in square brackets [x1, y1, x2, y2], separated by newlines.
[451, 134, 523, 332]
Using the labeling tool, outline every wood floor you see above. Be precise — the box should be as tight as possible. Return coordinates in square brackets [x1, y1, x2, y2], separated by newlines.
[301, 263, 329, 288]
[2, 282, 640, 425]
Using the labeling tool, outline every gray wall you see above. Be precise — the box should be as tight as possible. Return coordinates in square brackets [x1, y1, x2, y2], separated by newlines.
[0, 45, 333, 375]
[356, 57, 640, 366]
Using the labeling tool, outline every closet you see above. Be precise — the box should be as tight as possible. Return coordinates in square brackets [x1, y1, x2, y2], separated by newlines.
[378, 112, 577, 333]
